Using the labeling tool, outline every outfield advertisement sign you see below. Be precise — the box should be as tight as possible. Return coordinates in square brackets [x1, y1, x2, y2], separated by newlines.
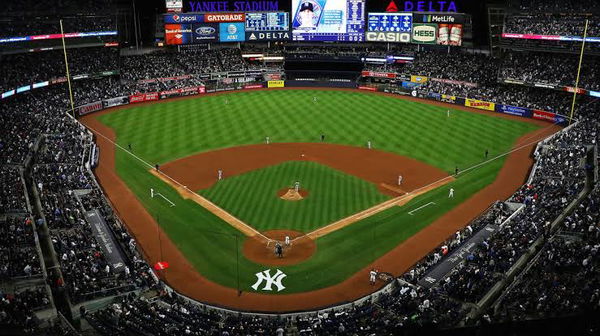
[358, 86, 377, 91]
[103, 96, 129, 108]
[532, 110, 566, 124]
[130, 92, 159, 103]
[159, 86, 201, 99]
[267, 80, 285, 88]
[77, 101, 103, 116]
[465, 98, 495, 111]
[495, 104, 532, 118]
[243, 84, 264, 89]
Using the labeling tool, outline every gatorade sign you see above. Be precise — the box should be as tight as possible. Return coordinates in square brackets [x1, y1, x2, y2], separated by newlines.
[412, 24, 437, 44]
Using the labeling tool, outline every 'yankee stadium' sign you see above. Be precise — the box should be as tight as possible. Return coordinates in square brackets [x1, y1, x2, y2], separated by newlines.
[186, 1, 279, 12]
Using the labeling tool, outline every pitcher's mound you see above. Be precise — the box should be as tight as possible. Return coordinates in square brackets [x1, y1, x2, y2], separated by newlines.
[277, 188, 309, 201]
[243, 230, 316, 266]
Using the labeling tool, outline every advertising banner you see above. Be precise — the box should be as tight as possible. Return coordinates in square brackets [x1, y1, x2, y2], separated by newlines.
[244, 84, 264, 89]
[219, 22, 245, 42]
[164, 13, 204, 24]
[436, 23, 462, 46]
[159, 86, 199, 99]
[495, 104, 532, 118]
[410, 75, 428, 83]
[465, 98, 495, 111]
[414, 13, 466, 24]
[441, 94, 459, 104]
[412, 23, 437, 44]
[198, 86, 206, 94]
[534, 83, 556, 89]
[191, 23, 219, 42]
[165, 24, 192, 45]
[564, 86, 587, 95]
[503, 79, 525, 85]
[103, 96, 129, 108]
[246, 31, 290, 41]
[532, 110, 565, 124]
[431, 77, 477, 87]
[366, 31, 411, 43]
[267, 80, 285, 88]
[358, 86, 377, 91]
[361, 71, 397, 79]
[205, 13, 245, 22]
[129, 92, 159, 103]
[77, 101, 103, 116]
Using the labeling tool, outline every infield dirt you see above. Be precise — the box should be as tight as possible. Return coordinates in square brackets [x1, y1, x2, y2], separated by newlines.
[80, 88, 561, 312]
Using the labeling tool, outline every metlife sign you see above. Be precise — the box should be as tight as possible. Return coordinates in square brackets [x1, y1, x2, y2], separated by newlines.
[365, 31, 411, 43]
[412, 23, 436, 44]
[246, 31, 290, 41]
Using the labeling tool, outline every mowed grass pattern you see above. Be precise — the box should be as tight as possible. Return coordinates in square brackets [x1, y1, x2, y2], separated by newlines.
[97, 89, 542, 293]
[200, 161, 389, 232]
[100, 90, 537, 173]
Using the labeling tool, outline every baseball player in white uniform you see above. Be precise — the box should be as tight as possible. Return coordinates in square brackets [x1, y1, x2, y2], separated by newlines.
[398, 175, 403, 186]
[218, 169, 223, 180]
[369, 269, 377, 285]
[265, 136, 270, 144]
[285, 235, 290, 246]
[447, 109, 450, 117]
[367, 140, 372, 149]
[448, 187, 455, 198]
[294, 181, 300, 192]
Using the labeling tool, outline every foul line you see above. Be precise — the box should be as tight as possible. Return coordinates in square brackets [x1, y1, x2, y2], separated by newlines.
[84, 124, 270, 243]
[151, 188, 176, 207]
[408, 202, 436, 215]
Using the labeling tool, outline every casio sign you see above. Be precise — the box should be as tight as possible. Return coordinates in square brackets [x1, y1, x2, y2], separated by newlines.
[366, 32, 411, 43]
[195, 26, 216, 35]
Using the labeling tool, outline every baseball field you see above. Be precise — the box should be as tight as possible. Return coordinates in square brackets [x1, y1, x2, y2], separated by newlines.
[81, 88, 559, 311]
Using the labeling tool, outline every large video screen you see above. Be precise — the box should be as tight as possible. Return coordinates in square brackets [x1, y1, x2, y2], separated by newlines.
[291, 0, 365, 42]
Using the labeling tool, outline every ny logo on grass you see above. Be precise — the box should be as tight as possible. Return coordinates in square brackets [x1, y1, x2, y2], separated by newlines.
[251, 269, 287, 292]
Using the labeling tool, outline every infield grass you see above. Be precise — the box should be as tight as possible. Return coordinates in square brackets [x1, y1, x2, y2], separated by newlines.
[200, 161, 389, 232]
[97, 89, 540, 294]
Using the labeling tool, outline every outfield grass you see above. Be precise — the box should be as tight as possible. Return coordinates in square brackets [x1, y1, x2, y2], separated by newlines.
[200, 161, 390, 232]
[98, 89, 539, 294]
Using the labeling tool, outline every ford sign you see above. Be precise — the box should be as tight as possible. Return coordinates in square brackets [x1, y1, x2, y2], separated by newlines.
[196, 26, 216, 35]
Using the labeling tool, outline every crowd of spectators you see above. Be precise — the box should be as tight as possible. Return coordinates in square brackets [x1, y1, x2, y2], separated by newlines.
[493, 131, 599, 323]
[0, 216, 43, 279]
[517, 0, 600, 13]
[0, 15, 115, 38]
[499, 51, 600, 90]
[0, 167, 27, 213]
[0, 47, 119, 92]
[504, 14, 600, 37]
[0, 286, 51, 332]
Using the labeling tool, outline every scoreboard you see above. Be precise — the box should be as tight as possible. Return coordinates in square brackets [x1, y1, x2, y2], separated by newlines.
[245, 12, 289, 31]
[368, 13, 412, 32]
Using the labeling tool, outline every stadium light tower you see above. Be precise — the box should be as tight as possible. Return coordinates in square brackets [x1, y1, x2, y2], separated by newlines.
[569, 19, 589, 125]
